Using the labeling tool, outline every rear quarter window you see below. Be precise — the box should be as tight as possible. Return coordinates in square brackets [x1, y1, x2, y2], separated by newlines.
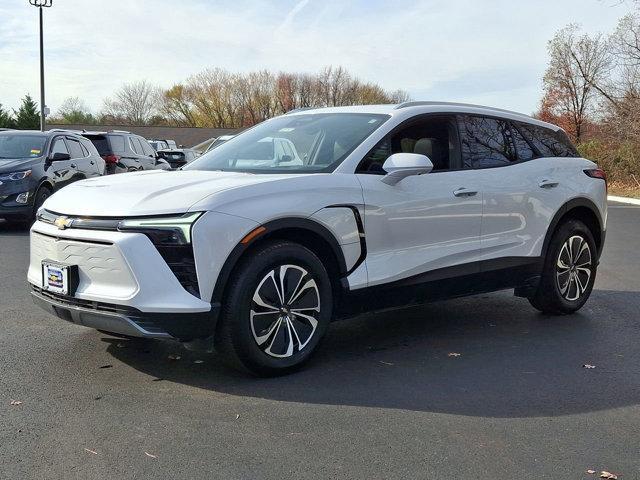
[108, 135, 126, 154]
[516, 123, 579, 158]
[83, 135, 110, 155]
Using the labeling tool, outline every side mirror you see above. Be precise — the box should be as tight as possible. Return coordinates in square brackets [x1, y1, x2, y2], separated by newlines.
[277, 154, 292, 165]
[49, 152, 71, 162]
[381, 153, 433, 185]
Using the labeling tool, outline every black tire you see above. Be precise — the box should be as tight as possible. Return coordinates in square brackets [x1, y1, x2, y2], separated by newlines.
[529, 219, 597, 314]
[215, 240, 333, 376]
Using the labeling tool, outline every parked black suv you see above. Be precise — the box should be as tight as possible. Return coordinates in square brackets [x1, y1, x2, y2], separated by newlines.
[81, 130, 170, 174]
[0, 130, 105, 225]
[156, 148, 200, 169]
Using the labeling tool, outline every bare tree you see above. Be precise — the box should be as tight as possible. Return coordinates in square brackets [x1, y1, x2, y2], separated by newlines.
[102, 80, 161, 125]
[541, 25, 611, 142]
[54, 96, 95, 124]
[157, 66, 410, 128]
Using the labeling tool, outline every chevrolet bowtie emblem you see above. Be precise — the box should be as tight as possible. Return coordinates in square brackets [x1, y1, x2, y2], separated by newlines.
[54, 216, 73, 230]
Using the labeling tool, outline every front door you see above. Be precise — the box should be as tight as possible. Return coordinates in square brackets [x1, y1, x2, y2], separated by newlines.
[356, 115, 483, 287]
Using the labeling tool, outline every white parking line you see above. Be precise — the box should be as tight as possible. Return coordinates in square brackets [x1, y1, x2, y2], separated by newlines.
[607, 195, 640, 206]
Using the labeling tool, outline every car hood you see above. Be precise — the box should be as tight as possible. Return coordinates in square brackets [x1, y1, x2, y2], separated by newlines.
[43, 170, 301, 217]
[0, 157, 42, 173]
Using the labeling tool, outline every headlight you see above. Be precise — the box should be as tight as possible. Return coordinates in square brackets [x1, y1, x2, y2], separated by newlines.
[117, 212, 203, 245]
[0, 170, 31, 181]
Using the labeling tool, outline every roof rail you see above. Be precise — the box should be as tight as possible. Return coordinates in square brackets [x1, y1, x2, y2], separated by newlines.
[394, 101, 530, 118]
[108, 129, 131, 134]
[285, 107, 316, 114]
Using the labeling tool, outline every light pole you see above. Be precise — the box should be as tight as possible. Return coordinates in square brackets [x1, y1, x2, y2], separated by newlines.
[29, 0, 53, 131]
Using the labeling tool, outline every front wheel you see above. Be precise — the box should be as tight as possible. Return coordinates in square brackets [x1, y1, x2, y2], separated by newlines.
[529, 219, 597, 314]
[215, 240, 333, 376]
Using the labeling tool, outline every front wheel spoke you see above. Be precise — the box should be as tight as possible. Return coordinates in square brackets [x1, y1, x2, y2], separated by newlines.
[287, 317, 304, 351]
[571, 237, 583, 263]
[252, 289, 280, 311]
[255, 317, 282, 346]
[288, 279, 318, 306]
[270, 270, 285, 305]
[290, 310, 319, 329]
[575, 270, 590, 293]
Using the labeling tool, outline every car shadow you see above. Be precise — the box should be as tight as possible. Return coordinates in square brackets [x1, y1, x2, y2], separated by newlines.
[104, 288, 640, 418]
[0, 219, 30, 236]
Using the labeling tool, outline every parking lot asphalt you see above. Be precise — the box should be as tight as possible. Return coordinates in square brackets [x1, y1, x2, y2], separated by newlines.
[1, 202, 639, 480]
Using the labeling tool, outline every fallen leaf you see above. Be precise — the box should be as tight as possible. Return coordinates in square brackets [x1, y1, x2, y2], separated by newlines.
[144, 452, 157, 459]
[235, 414, 240, 420]
[448, 352, 461, 357]
[600, 471, 618, 479]
[99, 364, 113, 369]
[168, 355, 181, 361]
[10, 400, 22, 406]
[193, 360, 204, 364]
[94, 395, 103, 401]
[587, 470, 596, 474]
[379, 361, 394, 366]
[84, 448, 98, 455]
[583, 364, 596, 369]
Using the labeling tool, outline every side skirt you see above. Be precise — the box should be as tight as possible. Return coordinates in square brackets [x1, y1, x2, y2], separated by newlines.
[336, 257, 542, 319]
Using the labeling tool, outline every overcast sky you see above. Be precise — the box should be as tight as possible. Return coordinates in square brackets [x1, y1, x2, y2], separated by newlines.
[0, 0, 635, 116]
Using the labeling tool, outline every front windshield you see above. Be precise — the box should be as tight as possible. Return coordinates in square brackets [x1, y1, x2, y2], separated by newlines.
[186, 113, 389, 173]
[0, 134, 46, 159]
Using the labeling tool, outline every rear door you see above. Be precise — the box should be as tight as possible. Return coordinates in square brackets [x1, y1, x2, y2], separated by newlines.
[458, 115, 574, 262]
[357, 115, 483, 287]
[130, 136, 154, 169]
[65, 136, 96, 179]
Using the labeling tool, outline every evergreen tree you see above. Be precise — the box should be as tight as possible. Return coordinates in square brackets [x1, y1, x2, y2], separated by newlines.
[0, 103, 15, 128]
[13, 94, 40, 130]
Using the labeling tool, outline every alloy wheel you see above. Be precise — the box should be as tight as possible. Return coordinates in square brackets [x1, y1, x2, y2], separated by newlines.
[250, 264, 321, 358]
[556, 235, 592, 301]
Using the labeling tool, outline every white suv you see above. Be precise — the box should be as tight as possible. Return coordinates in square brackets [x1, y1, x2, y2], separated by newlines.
[28, 102, 607, 376]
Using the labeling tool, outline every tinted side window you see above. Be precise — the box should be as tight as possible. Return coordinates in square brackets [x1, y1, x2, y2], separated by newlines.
[129, 137, 143, 155]
[458, 115, 515, 168]
[517, 123, 579, 158]
[141, 139, 156, 156]
[51, 138, 69, 155]
[108, 135, 126, 154]
[67, 139, 84, 159]
[510, 124, 536, 161]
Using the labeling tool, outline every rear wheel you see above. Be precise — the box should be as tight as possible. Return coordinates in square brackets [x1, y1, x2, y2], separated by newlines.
[529, 219, 597, 314]
[215, 240, 333, 376]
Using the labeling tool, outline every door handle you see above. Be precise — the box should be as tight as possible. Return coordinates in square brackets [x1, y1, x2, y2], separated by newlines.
[90, 161, 95, 165]
[453, 187, 478, 197]
[538, 179, 559, 188]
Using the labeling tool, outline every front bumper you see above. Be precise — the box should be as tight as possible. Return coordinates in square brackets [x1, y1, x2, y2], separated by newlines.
[32, 287, 219, 340]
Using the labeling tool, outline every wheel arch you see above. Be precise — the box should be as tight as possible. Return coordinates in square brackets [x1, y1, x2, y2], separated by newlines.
[542, 198, 604, 260]
[211, 217, 348, 306]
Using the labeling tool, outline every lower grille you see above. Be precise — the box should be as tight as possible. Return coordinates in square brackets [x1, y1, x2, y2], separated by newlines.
[32, 286, 137, 315]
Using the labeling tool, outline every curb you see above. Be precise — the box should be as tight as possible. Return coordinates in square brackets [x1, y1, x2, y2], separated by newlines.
[608, 195, 640, 206]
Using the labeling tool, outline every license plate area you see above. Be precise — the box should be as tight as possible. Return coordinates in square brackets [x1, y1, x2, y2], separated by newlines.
[42, 260, 79, 296]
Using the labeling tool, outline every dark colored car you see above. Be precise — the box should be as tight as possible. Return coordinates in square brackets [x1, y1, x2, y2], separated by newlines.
[81, 130, 170, 174]
[148, 139, 177, 151]
[0, 130, 105, 225]
[156, 148, 200, 169]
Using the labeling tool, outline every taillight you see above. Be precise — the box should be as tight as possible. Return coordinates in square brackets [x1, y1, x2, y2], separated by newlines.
[584, 168, 607, 181]
[584, 168, 607, 192]
[102, 154, 121, 164]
